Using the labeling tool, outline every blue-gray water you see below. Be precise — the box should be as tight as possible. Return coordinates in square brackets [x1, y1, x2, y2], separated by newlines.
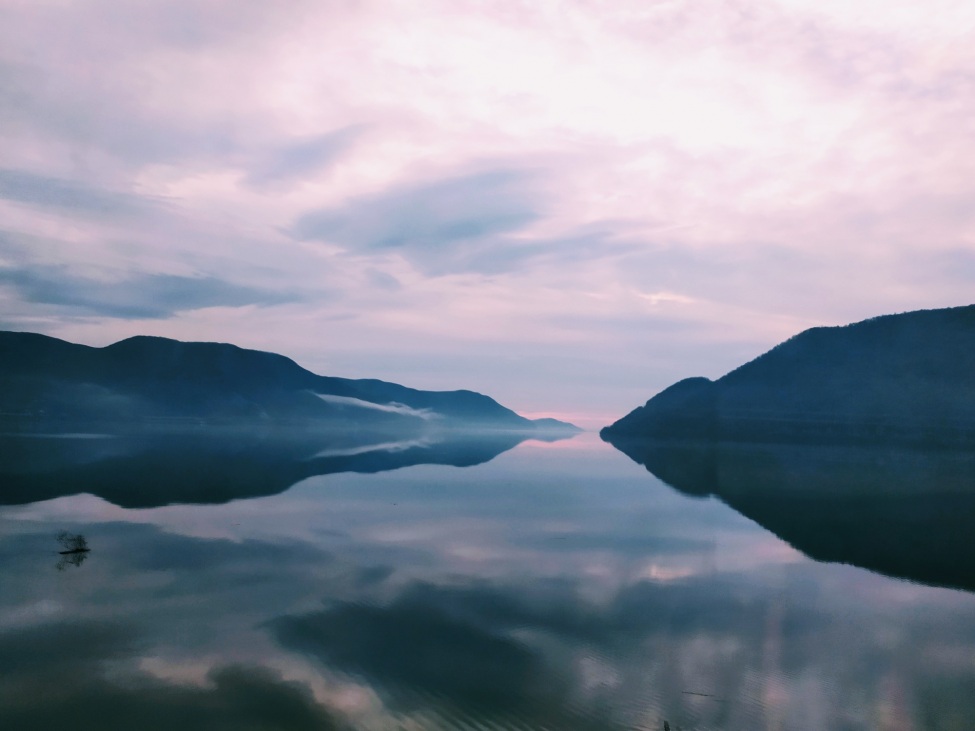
[1, 430, 974, 730]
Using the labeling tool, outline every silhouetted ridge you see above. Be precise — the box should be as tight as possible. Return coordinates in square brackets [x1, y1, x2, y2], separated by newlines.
[0, 331, 575, 432]
[603, 304, 975, 446]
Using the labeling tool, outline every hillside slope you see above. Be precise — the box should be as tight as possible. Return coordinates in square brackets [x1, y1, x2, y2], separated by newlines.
[0, 331, 574, 433]
[603, 305, 975, 446]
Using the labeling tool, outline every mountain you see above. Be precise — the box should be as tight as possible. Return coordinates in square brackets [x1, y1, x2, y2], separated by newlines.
[600, 304, 975, 592]
[602, 305, 975, 446]
[618, 439, 975, 593]
[0, 331, 577, 434]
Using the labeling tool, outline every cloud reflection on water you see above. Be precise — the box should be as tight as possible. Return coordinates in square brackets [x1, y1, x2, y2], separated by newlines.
[1, 435, 974, 729]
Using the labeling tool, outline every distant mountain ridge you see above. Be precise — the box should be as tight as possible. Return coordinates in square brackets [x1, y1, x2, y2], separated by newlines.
[0, 331, 577, 433]
[603, 305, 975, 446]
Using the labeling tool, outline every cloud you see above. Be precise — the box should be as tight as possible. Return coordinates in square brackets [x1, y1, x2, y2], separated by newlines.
[270, 596, 602, 726]
[0, 623, 346, 731]
[266, 573, 832, 727]
[0, 265, 295, 319]
[0, 168, 159, 218]
[0, 2, 305, 169]
[288, 166, 632, 276]
[244, 126, 363, 189]
[292, 168, 543, 273]
[344, 577, 790, 649]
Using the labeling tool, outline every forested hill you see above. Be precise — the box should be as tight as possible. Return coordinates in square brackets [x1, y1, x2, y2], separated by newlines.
[603, 305, 975, 446]
[0, 331, 575, 432]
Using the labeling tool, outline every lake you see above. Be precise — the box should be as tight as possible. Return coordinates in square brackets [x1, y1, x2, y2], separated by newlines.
[1, 429, 973, 730]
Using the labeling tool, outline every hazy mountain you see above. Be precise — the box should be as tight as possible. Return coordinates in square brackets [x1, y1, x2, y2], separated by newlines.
[602, 305, 975, 446]
[0, 331, 577, 433]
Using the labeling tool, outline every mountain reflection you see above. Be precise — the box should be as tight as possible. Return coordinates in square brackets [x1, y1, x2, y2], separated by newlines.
[0, 427, 554, 508]
[606, 437, 975, 593]
[0, 436, 975, 731]
[3, 436, 975, 729]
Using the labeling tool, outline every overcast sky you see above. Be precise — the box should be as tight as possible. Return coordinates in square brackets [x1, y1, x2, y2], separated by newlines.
[1, 0, 973, 426]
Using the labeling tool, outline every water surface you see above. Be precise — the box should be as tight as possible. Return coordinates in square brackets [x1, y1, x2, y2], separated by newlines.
[1, 430, 973, 730]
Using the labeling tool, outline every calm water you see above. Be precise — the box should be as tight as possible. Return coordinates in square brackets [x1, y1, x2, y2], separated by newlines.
[1, 429, 974, 730]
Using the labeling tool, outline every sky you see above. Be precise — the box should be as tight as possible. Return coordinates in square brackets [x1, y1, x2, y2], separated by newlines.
[1, 0, 974, 427]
